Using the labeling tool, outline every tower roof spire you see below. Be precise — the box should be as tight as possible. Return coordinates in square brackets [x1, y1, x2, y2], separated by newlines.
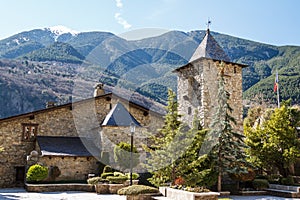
[189, 24, 231, 63]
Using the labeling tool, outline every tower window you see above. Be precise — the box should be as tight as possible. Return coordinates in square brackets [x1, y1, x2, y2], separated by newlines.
[234, 67, 237, 74]
[22, 123, 38, 141]
[188, 107, 192, 115]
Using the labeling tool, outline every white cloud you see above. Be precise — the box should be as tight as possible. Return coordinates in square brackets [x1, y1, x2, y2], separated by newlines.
[115, 13, 132, 29]
[115, 0, 123, 8]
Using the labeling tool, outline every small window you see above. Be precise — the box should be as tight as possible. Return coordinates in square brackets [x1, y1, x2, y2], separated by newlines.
[188, 107, 192, 115]
[233, 67, 237, 74]
[22, 123, 38, 141]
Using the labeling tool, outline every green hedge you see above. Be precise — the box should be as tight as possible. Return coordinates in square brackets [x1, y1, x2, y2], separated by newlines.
[107, 175, 128, 184]
[117, 185, 159, 195]
[87, 177, 107, 185]
[101, 172, 114, 179]
[26, 164, 48, 182]
[253, 179, 269, 190]
[126, 173, 139, 180]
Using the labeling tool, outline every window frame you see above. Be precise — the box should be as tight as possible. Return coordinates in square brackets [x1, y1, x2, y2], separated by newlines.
[21, 123, 38, 141]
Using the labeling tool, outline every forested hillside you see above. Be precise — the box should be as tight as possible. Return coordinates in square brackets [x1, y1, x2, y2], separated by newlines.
[0, 28, 299, 118]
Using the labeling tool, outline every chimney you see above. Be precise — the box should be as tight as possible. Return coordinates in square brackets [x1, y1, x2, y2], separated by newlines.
[94, 83, 105, 97]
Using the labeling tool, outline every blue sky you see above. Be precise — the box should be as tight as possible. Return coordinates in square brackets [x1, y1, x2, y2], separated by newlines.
[1, 0, 300, 45]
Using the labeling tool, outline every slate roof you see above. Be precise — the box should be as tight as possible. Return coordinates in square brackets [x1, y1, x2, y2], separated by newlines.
[101, 102, 141, 127]
[37, 136, 100, 157]
[189, 29, 231, 63]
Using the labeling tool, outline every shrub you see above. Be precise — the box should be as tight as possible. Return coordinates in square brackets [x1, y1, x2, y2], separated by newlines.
[101, 172, 114, 179]
[280, 176, 294, 185]
[26, 164, 48, 182]
[107, 175, 128, 184]
[267, 174, 282, 184]
[87, 177, 107, 185]
[114, 172, 125, 177]
[253, 179, 269, 190]
[103, 165, 113, 173]
[117, 185, 159, 195]
[125, 173, 139, 180]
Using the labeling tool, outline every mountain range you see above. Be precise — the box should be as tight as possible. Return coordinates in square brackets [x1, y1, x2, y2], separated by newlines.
[0, 26, 299, 119]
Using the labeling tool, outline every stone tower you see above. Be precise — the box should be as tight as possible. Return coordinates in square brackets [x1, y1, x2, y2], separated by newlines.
[174, 29, 247, 133]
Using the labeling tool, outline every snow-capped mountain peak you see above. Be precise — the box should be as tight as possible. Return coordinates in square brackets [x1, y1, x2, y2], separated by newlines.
[45, 25, 79, 36]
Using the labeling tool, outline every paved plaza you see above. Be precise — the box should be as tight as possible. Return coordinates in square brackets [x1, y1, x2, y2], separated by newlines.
[0, 188, 300, 200]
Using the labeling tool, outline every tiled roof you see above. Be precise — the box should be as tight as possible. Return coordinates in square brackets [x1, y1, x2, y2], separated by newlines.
[189, 29, 231, 63]
[102, 102, 141, 127]
[37, 136, 100, 157]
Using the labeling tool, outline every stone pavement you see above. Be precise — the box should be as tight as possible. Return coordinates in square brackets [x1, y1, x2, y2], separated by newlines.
[0, 188, 126, 200]
[1, 188, 300, 200]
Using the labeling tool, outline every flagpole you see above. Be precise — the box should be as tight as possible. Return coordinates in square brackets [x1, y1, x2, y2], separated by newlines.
[276, 70, 280, 108]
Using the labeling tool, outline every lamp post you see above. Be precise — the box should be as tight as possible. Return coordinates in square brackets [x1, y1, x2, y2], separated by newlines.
[130, 122, 136, 186]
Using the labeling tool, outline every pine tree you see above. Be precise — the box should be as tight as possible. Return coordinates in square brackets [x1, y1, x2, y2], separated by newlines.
[177, 113, 217, 187]
[208, 66, 249, 192]
[145, 89, 184, 186]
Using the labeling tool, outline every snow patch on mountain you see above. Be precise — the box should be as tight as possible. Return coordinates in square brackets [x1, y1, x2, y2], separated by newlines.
[47, 25, 79, 36]
[44, 25, 79, 41]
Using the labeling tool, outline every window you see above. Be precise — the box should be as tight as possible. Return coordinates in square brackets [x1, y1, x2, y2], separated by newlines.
[188, 107, 192, 115]
[22, 123, 38, 141]
[234, 67, 237, 74]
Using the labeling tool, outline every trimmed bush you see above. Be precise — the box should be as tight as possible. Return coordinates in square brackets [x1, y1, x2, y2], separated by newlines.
[126, 173, 139, 180]
[114, 172, 125, 177]
[107, 175, 128, 184]
[117, 185, 159, 195]
[103, 165, 113, 173]
[267, 174, 282, 184]
[26, 164, 48, 182]
[280, 176, 294, 185]
[101, 172, 114, 179]
[87, 177, 106, 185]
[253, 179, 269, 190]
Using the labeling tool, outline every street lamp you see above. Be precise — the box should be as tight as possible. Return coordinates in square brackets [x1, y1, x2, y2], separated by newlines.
[130, 122, 136, 186]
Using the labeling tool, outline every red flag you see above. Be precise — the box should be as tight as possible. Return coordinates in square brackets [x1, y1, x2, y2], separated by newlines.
[274, 72, 278, 92]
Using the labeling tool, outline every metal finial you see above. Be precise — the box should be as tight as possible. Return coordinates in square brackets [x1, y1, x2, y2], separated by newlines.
[206, 18, 212, 30]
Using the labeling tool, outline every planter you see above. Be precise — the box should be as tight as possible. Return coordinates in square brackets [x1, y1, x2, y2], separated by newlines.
[95, 183, 109, 194]
[126, 193, 161, 200]
[124, 180, 139, 186]
[161, 187, 220, 200]
[109, 184, 125, 194]
[95, 183, 126, 194]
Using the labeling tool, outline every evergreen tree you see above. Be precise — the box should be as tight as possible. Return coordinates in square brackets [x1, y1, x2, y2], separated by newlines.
[145, 90, 215, 187]
[208, 67, 249, 192]
[145, 89, 183, 186]
[177, 113, 217, 187]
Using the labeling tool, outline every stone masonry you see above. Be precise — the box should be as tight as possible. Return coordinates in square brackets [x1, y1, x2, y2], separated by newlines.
[0, 93, 163, 187]
[175, 59, 245, 133]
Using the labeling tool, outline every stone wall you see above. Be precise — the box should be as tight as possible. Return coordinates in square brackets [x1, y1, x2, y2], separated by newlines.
[0, 94, 163, 187]
[176, 59, 244, 133]
[38, 156, 99, 181]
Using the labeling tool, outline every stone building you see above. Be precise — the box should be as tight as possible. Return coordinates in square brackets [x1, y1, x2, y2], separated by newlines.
[0, 28, 246, 187]
[174, 29, 247, 133]
[0, 88, 164, 187]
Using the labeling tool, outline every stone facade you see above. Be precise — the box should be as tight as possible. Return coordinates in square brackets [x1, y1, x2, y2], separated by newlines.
[0, 93, 163, 187]
[175, 58, 245, 133]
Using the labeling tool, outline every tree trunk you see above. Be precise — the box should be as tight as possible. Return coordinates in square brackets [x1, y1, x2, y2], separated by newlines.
[218, 169, 222, 192]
